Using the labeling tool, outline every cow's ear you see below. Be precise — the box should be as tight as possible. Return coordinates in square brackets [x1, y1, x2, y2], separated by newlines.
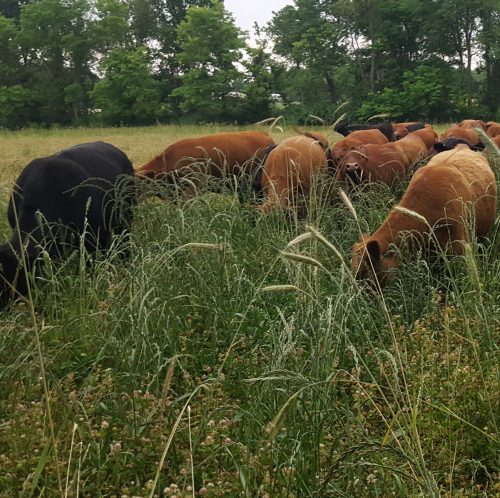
[357, 145, 368, 159]
[433, 141, 447, 152]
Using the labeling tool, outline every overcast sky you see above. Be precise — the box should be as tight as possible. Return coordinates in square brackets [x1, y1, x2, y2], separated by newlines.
[224, 0, 294, 34]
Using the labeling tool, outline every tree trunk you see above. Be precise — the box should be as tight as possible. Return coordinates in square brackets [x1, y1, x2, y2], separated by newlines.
[324, 73, 336, 103]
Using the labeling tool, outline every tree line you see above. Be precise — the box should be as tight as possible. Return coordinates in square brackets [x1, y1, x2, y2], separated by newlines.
[0, 0, 499, 129]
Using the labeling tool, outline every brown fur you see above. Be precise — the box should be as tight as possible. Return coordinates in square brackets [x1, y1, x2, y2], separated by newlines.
[492, 135, 500, 148]
[336, 133, 428, 185]
[439, 126, 481, 147]
[486, 121, 500, 138]
[351, 146, 497, 287]
[292, 126, 330, 151]
[331, 129, 389, 165]
[392, 122, 421, 139]
[409, 125, 437, 150]
[135, 131, 275, 180]
[258, 136, 328, 213]
[458, 119, 487, 131]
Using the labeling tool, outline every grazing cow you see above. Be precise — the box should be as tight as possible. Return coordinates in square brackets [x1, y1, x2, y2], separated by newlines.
[433, 137, 481, 153]
[332, 129, 390, 167]
[0, 141, 136, 307]
[392, 122, 425, 139]
[486, 121, 500, 138]
[337, 133, 428, 185]
[334, 122, 394, 142]
[458, 119, 487, 131]
[135, 131, 275, 197]
[351, 146, 496, 288]
[439, 126, 483, 149]
[256, 133, 329, 214]
[408, 125, 438, 151]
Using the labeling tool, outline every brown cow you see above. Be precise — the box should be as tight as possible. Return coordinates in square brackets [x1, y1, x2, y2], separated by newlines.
[439, 126, 482, 148]
[257, 134, 329, 214]
[337, 133, 428, 185]
[135, 132, 275, 193]
[409, 125, 438, 151]
[392, 122, 425, 139]
[486, 121, 500, 138]
[458, 119, 487, 131]
[351, 146, 497, 288]
[332, 129, 390, 167]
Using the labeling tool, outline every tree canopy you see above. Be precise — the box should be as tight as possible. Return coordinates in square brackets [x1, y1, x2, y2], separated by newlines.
[0, 0, 499, 128]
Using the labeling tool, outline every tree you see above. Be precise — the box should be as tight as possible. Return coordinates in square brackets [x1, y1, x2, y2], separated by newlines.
[0, 15, 19, 84]
[356, 63, 466, 121]
[478, 0, 500, 117]
[14, 0, 130, 124]
[90, 47, 167, 125]
[132, 0, 213, 103]
[423, 0, 485, 111]
[269, 0, 348, 105]
[171, 0, 244, 122]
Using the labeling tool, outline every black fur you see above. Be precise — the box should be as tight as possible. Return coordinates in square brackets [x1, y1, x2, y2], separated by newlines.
[334, 122, 394, 142]
[433, 138, 483, 153]
[406, 123, 426, 133]
[0, 141, 136, 307]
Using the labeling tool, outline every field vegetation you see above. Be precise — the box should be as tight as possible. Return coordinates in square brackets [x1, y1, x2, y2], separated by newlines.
[0, 125, 499, 497]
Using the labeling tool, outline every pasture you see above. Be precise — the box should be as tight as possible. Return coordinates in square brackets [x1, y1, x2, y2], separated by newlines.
[0, 125, 499, 497]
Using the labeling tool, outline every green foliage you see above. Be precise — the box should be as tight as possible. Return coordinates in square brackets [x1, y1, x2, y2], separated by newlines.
[240, 46, 274, 122]
[90, 47, 168, 125]
[171, 0, 244, 122]
[0, 0, 499, 126]
[0, 15, 18, 82]
[0, 85, 34, 128]
[270, 0, 348, 107]
[357, 64, 469, 121]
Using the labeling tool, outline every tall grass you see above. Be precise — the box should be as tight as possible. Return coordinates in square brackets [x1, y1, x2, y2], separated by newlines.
[0, 125, 498, 497]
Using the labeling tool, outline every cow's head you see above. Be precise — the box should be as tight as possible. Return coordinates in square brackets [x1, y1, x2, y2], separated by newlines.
[393, 127, 409, 140]
[351, 236, 398, 289]
[343, 147, 368, 184]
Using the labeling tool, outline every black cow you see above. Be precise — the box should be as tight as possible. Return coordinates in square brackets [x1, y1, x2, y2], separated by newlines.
[334, 122, 394, 142]
[433, 137, 484, 153]
[0, 141, 136, 307]
[406, 123, 426, 133]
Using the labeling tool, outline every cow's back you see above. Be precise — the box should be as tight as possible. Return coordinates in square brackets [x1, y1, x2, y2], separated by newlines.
[8, 141, 135, 244]
[439, 126, 480, 146]
[146, 131, 274, 177]
[425, 147, 496, 234]
[340, 129, 389, 146]
[263, 136, 327, 185]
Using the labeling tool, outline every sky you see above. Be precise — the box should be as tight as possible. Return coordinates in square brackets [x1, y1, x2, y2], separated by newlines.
[224, 0, 294, 35]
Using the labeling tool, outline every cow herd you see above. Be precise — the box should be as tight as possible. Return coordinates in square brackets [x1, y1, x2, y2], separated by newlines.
[0, 119, 499, 307]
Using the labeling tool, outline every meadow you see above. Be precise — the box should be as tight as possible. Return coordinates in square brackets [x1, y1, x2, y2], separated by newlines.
[0, 125, 499, 497]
